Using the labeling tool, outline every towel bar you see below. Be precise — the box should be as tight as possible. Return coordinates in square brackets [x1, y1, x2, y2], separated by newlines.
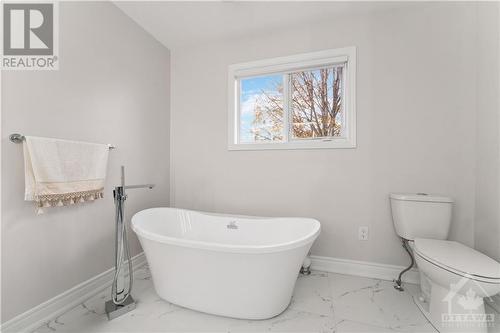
[9, 133, 116, 149]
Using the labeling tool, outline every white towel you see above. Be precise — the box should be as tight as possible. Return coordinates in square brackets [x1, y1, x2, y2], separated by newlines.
[23, 136, 110, 214]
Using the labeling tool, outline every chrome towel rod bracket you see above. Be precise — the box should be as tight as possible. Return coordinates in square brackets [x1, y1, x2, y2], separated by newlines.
[9, 133, 24, 143]
[9, 133, 116, 149]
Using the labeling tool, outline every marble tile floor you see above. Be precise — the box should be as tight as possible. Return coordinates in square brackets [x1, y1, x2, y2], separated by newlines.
[33, 265, 499, 333]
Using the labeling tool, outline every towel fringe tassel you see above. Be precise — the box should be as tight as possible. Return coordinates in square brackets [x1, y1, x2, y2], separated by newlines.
[34, 188, 104, 213]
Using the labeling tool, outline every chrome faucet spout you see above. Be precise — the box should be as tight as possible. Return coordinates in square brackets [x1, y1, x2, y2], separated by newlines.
[123, 184, 155, 190]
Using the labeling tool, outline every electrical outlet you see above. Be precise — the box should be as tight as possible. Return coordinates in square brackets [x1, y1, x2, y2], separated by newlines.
[358, 226, 369, 241]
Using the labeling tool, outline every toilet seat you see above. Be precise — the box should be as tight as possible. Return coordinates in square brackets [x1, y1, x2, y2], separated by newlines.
[414, 238, 500, 283]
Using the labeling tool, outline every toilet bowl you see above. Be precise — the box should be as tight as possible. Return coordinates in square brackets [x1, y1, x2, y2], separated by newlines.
[413, 238, 500, 333]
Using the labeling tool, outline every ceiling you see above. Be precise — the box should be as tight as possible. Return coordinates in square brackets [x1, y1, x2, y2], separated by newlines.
[114, 2, 414, 50]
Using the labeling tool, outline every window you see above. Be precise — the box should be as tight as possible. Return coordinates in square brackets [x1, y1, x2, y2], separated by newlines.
[228, 47, 356, 150]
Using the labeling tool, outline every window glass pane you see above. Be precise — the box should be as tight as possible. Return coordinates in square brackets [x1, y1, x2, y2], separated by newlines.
[239, 75, 284, 143]
[290, 65, 345, 139]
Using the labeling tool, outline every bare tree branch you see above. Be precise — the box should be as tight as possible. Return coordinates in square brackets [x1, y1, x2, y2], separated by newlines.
[248, 66, 343, 141]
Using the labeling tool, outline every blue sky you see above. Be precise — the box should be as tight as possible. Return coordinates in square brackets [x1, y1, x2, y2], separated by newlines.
[239, 74, 282, 143]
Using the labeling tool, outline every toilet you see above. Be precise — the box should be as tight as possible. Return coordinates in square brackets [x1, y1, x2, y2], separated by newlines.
[390, 193, 500, 333]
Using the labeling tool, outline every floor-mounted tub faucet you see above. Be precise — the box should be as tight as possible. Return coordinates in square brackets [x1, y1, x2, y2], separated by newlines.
[105, 166, 154, 320]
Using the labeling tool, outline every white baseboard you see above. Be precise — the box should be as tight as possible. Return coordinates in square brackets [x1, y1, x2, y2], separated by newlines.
[1, 252, 147, 333]
[310, 255, 420, 285]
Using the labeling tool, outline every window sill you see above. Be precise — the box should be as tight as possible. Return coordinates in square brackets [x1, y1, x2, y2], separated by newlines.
[228, 138, 356, 151]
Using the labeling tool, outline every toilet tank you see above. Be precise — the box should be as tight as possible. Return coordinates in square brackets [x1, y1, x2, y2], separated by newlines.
[389, 193, 453, 241]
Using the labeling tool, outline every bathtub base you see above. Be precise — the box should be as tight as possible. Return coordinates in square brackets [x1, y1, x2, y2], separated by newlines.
[143, 239, 309, 320]
[159, 294, 292, 320]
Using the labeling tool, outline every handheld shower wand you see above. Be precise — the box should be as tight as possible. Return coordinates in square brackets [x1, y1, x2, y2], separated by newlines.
[105, 166, 154, 320]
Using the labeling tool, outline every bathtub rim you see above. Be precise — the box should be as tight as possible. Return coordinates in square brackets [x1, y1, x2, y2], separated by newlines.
[131, 207, 321, 254]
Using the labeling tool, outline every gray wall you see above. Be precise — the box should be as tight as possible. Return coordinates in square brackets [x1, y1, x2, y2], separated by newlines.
[474, 3, 500, 262]
[1, 2, 170, 322]
[170, 3, 483, 267]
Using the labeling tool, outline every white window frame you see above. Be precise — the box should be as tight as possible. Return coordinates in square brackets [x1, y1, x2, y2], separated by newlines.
[228, 47, 357, 151]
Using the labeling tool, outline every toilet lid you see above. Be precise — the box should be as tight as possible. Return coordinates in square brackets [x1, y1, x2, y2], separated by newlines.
[414, 238, 500, 281]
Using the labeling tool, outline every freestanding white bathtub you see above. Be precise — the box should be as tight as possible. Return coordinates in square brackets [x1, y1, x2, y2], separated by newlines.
[131, 208, 321, 319]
